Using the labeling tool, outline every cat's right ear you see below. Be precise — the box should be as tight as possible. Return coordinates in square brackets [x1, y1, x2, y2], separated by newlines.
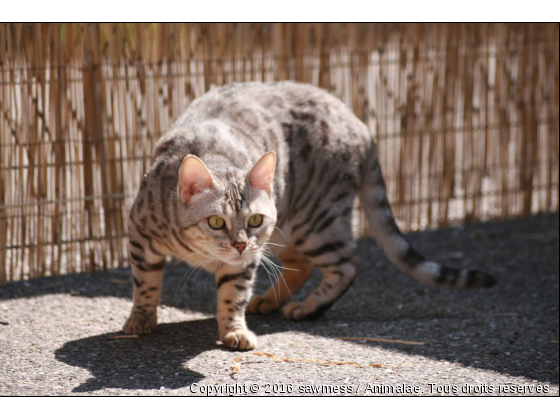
[178, 155, 214, 204]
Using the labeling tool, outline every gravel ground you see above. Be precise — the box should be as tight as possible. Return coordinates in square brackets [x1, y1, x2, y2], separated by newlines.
[0, 214, 558, 396]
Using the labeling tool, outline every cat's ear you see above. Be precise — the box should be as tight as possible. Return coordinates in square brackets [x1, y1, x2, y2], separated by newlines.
[248, 151, 276, 193]
[178, 155, 214, 204]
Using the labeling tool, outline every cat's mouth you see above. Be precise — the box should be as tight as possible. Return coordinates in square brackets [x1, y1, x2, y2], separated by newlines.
[226, 250, 258, 266]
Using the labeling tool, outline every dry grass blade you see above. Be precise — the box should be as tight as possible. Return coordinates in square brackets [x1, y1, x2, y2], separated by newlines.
[230, 351, 409, 378]
[487, 313, 519, 318]
[107, 278, 131, 285]
[108, 334, 139, 340]
[335, 337, 425, 345]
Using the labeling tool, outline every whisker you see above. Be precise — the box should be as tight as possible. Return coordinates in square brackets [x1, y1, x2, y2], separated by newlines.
[264, 242, 288, 248]
[273, 226, 290, 243]
[166, 246, 221, 270]
[258, 254, 279, 307]
[174, 253, 216, 304]
[206, 260, 220, 297]
[191, 265, 215, 300]
[188, 254, 216, 298]
[262, 254, 301, 272]
[260, 253, 295, 303]
[197, 258, 213, 297]
[175, 264, 199, 304]
[260, 246, 298, 302]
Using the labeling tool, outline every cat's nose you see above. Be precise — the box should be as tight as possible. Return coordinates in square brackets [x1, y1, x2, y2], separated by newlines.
[233, 242, 247, 253]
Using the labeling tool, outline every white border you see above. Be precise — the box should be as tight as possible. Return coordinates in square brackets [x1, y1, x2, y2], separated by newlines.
[4, 1, 560, 23]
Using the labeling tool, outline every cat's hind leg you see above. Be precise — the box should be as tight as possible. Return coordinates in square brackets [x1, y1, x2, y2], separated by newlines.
[282, 214, 361, 321]
[248, 247, 314, 314]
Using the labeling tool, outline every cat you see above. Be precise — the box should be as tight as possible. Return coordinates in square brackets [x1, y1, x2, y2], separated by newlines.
[123, 81, 495, 350]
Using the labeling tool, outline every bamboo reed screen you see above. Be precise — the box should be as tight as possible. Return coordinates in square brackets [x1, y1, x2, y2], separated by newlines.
[0, 23, 558, 282]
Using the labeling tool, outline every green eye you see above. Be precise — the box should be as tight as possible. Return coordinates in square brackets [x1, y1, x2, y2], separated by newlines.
[248, 214, 263, 228]
[208, 216, 225, 230]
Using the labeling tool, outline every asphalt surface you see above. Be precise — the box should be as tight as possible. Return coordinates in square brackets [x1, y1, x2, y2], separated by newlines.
[0, 214, 558, 396]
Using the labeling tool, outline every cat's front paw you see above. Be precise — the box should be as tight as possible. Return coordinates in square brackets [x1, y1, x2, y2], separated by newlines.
[247, 295, 279, 314]
[221, 329, 258, 350]
[123, 312, 157, 335]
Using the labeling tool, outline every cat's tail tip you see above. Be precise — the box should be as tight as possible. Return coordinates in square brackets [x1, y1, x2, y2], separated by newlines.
[426, 266, 497, 289]
[467, 270, 497, 289]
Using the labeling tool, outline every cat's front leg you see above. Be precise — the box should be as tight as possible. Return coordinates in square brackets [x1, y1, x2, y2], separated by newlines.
[123, 225, 166, 335]
[124, 264, 164, 335]
[215, 262, 257, 350]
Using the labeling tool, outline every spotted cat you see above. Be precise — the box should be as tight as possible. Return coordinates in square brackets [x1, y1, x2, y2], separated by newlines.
[123, 81, 495, 350]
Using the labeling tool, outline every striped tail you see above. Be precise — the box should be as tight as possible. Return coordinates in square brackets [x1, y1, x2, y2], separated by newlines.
[360, 152, 496, 289]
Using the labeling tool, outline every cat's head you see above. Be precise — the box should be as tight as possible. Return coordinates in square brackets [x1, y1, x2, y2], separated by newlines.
[177, 151, 277, 266]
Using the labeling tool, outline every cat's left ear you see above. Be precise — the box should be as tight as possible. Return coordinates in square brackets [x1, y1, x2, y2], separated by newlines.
[248, 151, 276, 193]
[178, 155, 214, 204]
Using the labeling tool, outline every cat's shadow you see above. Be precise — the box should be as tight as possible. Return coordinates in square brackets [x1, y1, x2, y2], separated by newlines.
[55, 320, 213, 392]
[51, 265, 329, 392]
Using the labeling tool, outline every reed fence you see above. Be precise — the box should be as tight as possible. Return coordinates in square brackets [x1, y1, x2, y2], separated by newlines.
[0, 23, 558, 282]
